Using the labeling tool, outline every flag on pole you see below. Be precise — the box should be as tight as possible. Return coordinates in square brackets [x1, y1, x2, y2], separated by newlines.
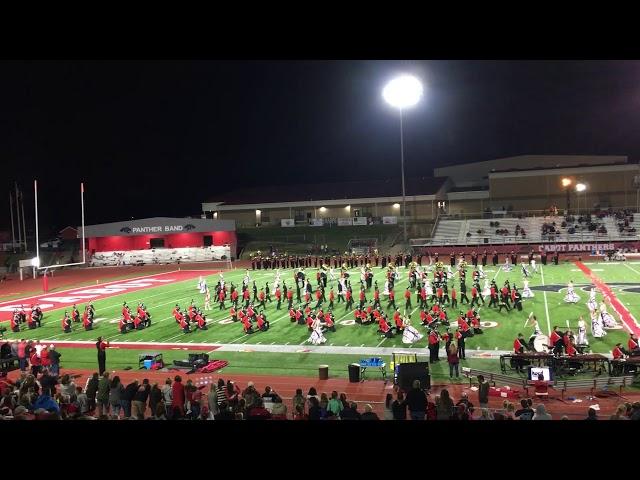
[81, 182, 84, 193]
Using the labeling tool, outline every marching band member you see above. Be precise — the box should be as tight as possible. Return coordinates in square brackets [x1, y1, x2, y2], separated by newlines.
[204, 287, 212, 311]
[428, 329, 440, 362]
[195, 310, 207, 330]
[599, 300, 617, 328]
[563, 281, 580, 303]
[576, 315, 588, 346]
[71, 304, 81, 323]
[401, 317, 423, 344]
[628, 333, 640, 356]
[612, 342, 626, 360]
[521, 278, 534, 298]
[10, 310, 20, 333]
[586, 287, 598, 312]
[83, 306, 93, 331]
[591, 308, 606, 338]
[549, 326, 565, 356]
[377, 313, 394, 338]
[61, 311, 72, 333]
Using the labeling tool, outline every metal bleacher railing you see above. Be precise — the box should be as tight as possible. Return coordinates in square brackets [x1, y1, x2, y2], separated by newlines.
[411, 209, 640, 247]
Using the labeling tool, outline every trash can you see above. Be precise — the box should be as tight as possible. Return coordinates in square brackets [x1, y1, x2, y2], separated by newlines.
[348, 363, 360, 383]
[319, 365, 329, 380]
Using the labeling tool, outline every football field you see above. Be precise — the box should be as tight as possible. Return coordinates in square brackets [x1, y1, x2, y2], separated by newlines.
[2, 261, 639, 377]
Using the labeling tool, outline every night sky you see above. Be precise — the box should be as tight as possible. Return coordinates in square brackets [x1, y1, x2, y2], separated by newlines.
[2, 60, 640, 236]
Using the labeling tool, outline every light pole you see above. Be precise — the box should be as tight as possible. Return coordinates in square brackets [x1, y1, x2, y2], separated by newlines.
[562, 177, 572, 214]
[576, 182, 586, 215]
[383, 74, 423, 243]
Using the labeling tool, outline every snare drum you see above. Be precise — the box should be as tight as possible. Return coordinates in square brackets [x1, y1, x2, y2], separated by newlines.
[533, 334, 550, 352]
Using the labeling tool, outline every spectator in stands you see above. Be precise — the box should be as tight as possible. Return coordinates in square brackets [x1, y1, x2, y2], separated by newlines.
[455, 392, 474, 415]
[532, 404, 552, 420]
[271, 396, 287, 419]
[392, 391, 407, 420]
[515, 399, 534, 420]
[339, 392, 349, 409]
[406, 379, 427, 420]
[447, 343, 460, 378]
[74, 386, 89, 415]
[292, 388, 306, 414]
[383, 393, 394, 420]
[48, 345, 61, 376]
[246, 397, 272, 420]
[436, 389, 455, 420]
[85, 372, 99, 413]
[172, 375, 186, 419]
[609, 404, 629, 420]
[477, 408, 493, 420]
[40, 369, 58, 397]
[341, 401, 361, 420]
[215, 401, 235, 420]
[361, 404, 379, 420]
[328, 390, 344, 418]
[207, 384, 219, 419]
[477, 375, 489, 409]
[319, 392, 329, 415]
[132, 379, 150, 419]
[96, 372, 110, 417]
[149, 382, 163, 418]
[307, 386, 319, 403]
[293, 404, 308, 420]
[242, 381, 259, 410]
[308, 396, 322, 420]
[585, 407, 598, 420]
[215, 379, 226, 407]
[630, 402, 640, 421]
[122, 379, 139, 419]
[108, 375, 124, 418]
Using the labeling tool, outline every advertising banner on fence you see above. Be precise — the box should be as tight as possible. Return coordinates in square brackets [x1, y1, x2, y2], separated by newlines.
[353, 217, 368, 226]
[281, 219, 295, 227]
[537, 242, 616, 252]
[309, 218, 324, 227]
[382, 216, 398, 225]
[337, 217, 353, 226]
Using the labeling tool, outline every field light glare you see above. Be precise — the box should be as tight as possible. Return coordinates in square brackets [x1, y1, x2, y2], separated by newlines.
[382, 75, 423, 109]
[561, 178, 572, 187]
[576, 183, 586, 192]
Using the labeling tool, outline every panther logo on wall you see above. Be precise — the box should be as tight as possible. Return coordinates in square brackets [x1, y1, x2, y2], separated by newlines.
[120, 227, 132, 233]
[183, 224, 196, 231]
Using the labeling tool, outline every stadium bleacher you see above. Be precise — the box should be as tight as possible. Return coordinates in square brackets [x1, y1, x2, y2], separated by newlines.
[89, 246, 231, 267]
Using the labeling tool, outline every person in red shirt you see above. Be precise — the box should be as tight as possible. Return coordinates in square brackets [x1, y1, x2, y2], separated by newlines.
[420, 308, 428, 325]
[627, 334, 640, 356]
[275, 288, 282, 310]
[374, 288, 381, 309]
[243, 288, 251, 308]
[119, 316, 130, 334]
[133, 314, 142, 330]
[179, 314, 191, 334]
[288, 307, 296, 322]
[295, 309, 304, 325]
[388, 289, 396, 310]
[377, 315, 393, 338]
[257, 312, 269, 331]
[359, 288, 366, 309]
[231, 289, 239, 307]
[230, 307, 238, 322]
[29, 349, 41, 376]
[196, 311, 207, 330]
[82, 308, 93, 331]
[354, 308, 361, 323]
[450, 287, 457, 309]
[345, 289, 353, 310]
[241, 315, 253, 334]
[219, 289, 227, 310]
[171, 375, 186, 419]
[286, 288, 294, 310]
[10, 311, 20, 333]
[306, 315, 314, 331]
[40, 346, 51, 369]
[393, 310, 404, 334]
[324, 313, 335, 332]
[122, 303, 132, 321]
[549, 326, 564, 356]
[404, 288, 412, 310]
[471, 316, 482, 334]
[328, 288, 335, 310]
[428, 330, 440, 362]
[316, 289, 323, 309]
[61, 312, 72, 333]
[612, 343, 626, 359]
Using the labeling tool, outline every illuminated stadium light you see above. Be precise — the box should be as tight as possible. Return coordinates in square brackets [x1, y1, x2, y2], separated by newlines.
[319, 207, 327, 213]
[576, 183, 586, 192]
[561, 178, 572, 187]
[382, 75, 423, 109]
[213, 212, 218, 219]
[345, 205, 351, 211]
[392, 203, 400, 209]
[256, 210, 261, 215]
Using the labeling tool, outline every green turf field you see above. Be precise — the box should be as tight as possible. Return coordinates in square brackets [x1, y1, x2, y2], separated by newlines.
[3, 261, 639, 374]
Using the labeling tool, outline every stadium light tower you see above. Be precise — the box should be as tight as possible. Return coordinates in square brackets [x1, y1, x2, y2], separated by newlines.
[575, 182, 586, 214]
[561, 177, 572, 214]
[383, 74, 423, 243]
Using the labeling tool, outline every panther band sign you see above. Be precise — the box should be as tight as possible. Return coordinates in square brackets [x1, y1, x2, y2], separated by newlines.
[537, 242, 615, 252]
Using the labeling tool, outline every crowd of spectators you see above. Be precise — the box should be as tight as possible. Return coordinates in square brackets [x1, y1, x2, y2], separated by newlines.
[2, 369, 640, 420]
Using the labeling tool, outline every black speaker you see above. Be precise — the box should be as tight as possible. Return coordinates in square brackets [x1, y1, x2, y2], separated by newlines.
[397, 362, 430, 390]
[348, 363, 360, 383]
[189, 353, 209, 364]
[203, 235, 213, 247]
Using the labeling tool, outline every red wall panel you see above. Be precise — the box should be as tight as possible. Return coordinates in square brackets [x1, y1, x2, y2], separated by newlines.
[88, 231, 237, 253]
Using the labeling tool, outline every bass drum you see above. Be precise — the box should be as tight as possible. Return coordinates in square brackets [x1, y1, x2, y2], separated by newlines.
[532, 334, 550, 353]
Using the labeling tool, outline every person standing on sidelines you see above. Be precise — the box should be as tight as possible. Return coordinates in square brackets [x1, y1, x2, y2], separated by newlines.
[96, 336, 109, 376]
[477, 375, 489, 410]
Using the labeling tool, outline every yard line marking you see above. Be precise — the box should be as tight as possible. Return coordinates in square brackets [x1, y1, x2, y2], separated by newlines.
[285, 342, 290, 345]
[345, 343, 350, 346]
[623, 262, 640, 277]
[360, 343, 365, 347]
[229, 334, 249, 344]
[540, 265, 552, 335]
[270, 341, 275, 345]
[329, 343, 334, 346]
[256, 342, 261, 345]
[375, 338, 386, 347]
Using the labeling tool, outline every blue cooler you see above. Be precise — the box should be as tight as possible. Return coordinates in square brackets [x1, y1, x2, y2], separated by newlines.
[143, 359, 153, 370]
